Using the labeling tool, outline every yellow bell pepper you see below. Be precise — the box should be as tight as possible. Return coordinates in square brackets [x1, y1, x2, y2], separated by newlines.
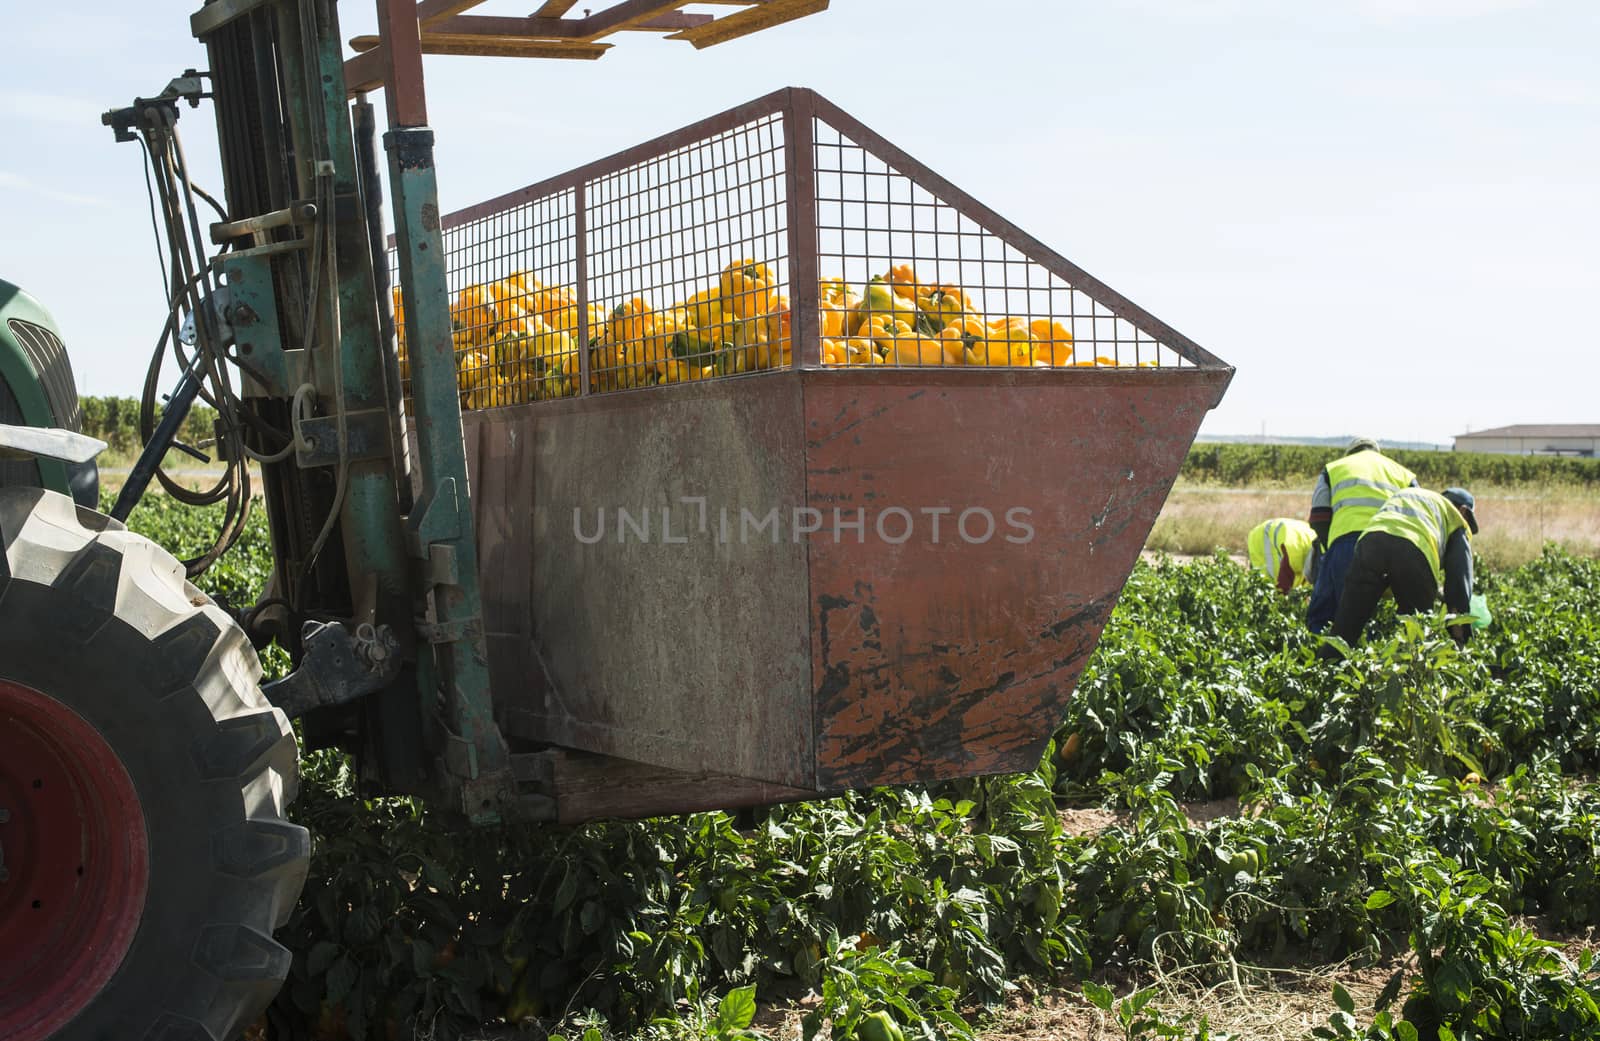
[844, 338, 885, 365]
[683, 287, 725, 329]
[605, 298, 671, 382]
[452, 284, 498, 347]
[823, 336, 884, 366]
[938, 316, 996, 365]
[529, 284, 578, 334]
[659, 359, 699, 384]
[608, 297, 655, 349]
[463, 373, 514, 411]
[885, 263, 921, 302]
[858, 313, 915, 353]
[852, 276, 923, 336]
[490, 277, 530, 316]
[763, 299, 791, 367]
[986, 317, 1036, 366]
[1028, 318, 1075, 366]
[914, 285, 975, 331]
[720, 258, 776, 319]
[887, 332, 949, 367]
[456, 348, 496, 404]
[819, 277, 858, 308]
[646, 307, 689, 374]
[820, 303, 851, 339]
[715, 343, 758, 376]
[738, 318, 789, 370]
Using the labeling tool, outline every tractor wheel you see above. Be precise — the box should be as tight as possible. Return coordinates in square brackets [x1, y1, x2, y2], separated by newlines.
[0, 487, 309, 1041]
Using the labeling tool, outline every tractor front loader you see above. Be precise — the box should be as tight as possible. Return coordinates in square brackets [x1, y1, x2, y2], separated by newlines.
[0, 2, 1231, 1039]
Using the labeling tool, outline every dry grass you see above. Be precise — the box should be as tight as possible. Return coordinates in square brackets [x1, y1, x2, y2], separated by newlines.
[1148, 481, 1600, 569]
[980, 957, 1404, 1041]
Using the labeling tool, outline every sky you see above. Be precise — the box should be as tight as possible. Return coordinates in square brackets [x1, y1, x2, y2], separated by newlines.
[1, 0, 1596, 446]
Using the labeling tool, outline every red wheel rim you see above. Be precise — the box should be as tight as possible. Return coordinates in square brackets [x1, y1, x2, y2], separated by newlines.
[0, 678, 149, 1041]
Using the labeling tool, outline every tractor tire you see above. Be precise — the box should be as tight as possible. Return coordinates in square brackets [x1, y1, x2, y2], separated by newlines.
[0, 487, 309, 1041]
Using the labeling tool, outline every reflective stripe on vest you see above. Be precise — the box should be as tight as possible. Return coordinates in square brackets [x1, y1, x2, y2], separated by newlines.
[1248, 520, 1279, 576]
[1247, 519, 1315, 586]
[1363, 488, 1469, 584]
[1325, 451, 1418, 543]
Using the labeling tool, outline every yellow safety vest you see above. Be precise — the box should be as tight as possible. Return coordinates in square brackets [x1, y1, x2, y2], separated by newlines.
[1362, 488, 1470, 584]
[1247, 518, 1316, 587]
[1325, 451, 1418, 543]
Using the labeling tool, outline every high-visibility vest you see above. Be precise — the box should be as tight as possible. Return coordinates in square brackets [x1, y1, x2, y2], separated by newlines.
[1247, 518, 1316, 587]
[1325, 451, 1417, 543]
[1363, 488, 1471, 584]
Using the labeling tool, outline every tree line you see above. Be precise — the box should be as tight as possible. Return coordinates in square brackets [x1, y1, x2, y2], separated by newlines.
[1184, 441, 1600, 488]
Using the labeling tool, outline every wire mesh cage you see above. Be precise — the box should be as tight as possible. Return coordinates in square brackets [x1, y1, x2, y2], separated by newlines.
[391, 88, 1224, 412]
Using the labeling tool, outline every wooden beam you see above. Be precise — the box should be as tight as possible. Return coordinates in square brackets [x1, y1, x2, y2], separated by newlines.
[418, 34, 611, 59]
[548, 750, 816, 825]
[414, 0, 490, 28]
[619, 11, 716, 33]
[668, 0, 827, 49]
[571, 0, 685, 37]
[344, 48, 387, 94]
[378, 0, 429, 126]
[351, 31, 611, 58]
[369, 11, 715, 42]
[533, 0, 581, 14]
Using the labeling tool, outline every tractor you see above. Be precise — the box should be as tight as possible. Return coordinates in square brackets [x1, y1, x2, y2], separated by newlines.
[0, 2, 1232, 1039]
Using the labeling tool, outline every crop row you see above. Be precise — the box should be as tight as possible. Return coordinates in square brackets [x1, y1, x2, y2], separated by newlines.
[122, 493, 1600, 1041]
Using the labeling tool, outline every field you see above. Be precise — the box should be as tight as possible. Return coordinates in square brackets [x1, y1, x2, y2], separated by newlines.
[119, 474, 1600, 1041]
[1148, 483, 1600, 570]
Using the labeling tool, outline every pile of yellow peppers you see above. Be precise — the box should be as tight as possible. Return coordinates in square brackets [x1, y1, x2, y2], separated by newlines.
[818, 263, 1100, 369]
[396, 258, 1148, 412]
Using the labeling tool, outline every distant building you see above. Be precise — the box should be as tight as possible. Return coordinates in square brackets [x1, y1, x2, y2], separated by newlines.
[1453, 424, 1600, 457]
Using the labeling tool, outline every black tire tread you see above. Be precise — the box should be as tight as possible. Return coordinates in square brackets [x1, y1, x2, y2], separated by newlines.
[0, 488, 308, 1041]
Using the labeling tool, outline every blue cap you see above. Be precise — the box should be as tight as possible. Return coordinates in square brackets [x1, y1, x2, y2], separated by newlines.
[1443, 487, 1478, 534]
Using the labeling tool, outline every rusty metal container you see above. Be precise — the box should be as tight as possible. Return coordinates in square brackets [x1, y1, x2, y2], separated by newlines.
[405, 89, 1232, 821]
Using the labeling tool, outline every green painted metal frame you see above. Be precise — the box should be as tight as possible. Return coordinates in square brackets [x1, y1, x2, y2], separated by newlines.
[186, 0, 511, 821]
[376, 0, 511, 817]
[0, 283, 73, 496]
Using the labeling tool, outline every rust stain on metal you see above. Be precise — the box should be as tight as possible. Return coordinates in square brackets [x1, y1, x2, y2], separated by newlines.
[803, 372, 1216, 791]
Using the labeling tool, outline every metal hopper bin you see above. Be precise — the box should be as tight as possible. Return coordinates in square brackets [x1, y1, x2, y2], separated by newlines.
[395, 88, 1233, 823]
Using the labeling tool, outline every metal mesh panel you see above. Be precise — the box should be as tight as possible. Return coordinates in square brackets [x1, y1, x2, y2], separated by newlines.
[392, 90, 1214, 413]
[587, 113, 789, 389]
[809, 118, 1182, 370]
[395, 188, 580, 410]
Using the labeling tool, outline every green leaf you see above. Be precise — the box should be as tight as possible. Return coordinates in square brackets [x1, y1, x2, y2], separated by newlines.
[410, 938, 435, 977]
[1366, 890, 1397, 910]
[325, 954, 358, 1005]
[1333, 982, 1355, 1014]
[553, 863, 579, 912]
[718, 984, 758, 1031]
[1082, 981, 1115, 1011]
[305, 941, 340, 977]
[1433, 958, 1472, 1012]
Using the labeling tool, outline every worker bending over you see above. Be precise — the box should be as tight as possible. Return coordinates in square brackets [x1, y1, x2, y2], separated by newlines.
[1305, 437, 1417, 633]
[1326, 486, 1480, 652]
[1247, 517, 1317, 592]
